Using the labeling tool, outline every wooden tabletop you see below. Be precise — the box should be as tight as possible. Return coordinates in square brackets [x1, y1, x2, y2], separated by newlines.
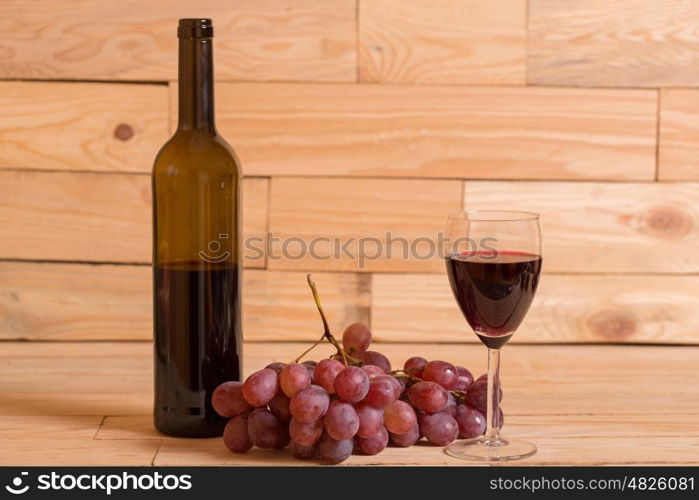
[1, 341, 698, 466]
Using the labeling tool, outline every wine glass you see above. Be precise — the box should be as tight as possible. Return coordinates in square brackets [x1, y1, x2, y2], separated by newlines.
[444, 210, 542, 461]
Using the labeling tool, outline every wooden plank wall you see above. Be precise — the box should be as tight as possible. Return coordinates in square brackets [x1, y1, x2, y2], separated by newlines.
[1, 0, 699, 345]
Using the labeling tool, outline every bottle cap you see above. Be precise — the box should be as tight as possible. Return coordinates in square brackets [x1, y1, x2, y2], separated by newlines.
[178, 19, 213, 39]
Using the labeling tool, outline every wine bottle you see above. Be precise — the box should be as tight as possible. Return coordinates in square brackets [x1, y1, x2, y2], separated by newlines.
[152, 18, 242, 438]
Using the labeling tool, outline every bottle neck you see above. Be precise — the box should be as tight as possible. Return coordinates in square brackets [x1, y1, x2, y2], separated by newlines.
[177, 37, 215, 132]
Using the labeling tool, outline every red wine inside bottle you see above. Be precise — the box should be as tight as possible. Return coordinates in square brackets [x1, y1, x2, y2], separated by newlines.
[152, 19, 242, 437]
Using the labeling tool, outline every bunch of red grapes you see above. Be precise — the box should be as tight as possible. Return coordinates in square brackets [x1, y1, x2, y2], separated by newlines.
[212, 323, 500, 464]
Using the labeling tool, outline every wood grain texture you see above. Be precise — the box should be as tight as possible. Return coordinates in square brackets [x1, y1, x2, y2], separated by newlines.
[0, 440, 161, 466]
[213, 83, 657, 180]
[0, 416, 104, 440]
[97, 413, 699, 441]
[464, 181, 699, 273]
[268, 177, 462, 272]
[244, 270, 370, 341]
[0, 263, 151, 341]
[0, 171, 267, 266]
[151, 436, 699, 466]
[0, 82, 168, 173]
[528, 0, 699, 87]
[0, 0, 356, 82]
[659, 89, 699, 181]
[2, 342, 698, 416]
[2, 341, 698, 464]
[371, 273, 699, 344]
[0, 262, 368, 341]
[359, 0, 526, 84]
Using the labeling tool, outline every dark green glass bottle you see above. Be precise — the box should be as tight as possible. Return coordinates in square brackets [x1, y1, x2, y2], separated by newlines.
[152, 19, 242, 438]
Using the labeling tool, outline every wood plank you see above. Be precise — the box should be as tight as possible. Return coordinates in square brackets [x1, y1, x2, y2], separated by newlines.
[528, 0, 699, 87]
[0, 171, 267, 266]
[0, 262, 151, 341]
[659, 89, 699, 181]
[0, 263, 368, 341]
[372, 273, 699, 344]
[0, 82, 168, 173]
[152, 436, 699, 466]
[464, 181, 699, 273]
[241, 178, 269, 268]
[244, 270, 370, 341]
[98, 413, 699, 441]
[0, 416, 104, 440]
[359, 0, 525, 84]
[268, 177, 462, 272]
[213, 83, 656, 180]
[500, 414, 699, 439]
[2, 342, 698, 419]
[0, 0, 356, 82]
[2, 440, 161, 466]
[4, 342, 697, 377]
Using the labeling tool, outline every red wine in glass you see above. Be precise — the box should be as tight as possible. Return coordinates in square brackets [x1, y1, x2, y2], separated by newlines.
[446, 251, 542, 349]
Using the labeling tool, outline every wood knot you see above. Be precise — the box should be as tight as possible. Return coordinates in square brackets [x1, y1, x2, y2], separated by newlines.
[587, 310, 637, 341]
[640, 205, 692, 240]
[114, 123, 134, 141]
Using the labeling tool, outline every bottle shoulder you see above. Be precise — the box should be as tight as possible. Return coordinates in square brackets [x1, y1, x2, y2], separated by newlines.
[153, 130, 242, 175]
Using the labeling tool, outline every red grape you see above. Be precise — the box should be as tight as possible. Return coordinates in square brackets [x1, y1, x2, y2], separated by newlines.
[275, 428, 290, 449]
[279, 363, 312, 397]
[407, 381, 448, 413]
[422, 360, 458, 389]
[342, 323, 372, 354]
[396, 377, 407, 395]
[443, 392, 457, 417]
[212, 381, 250, 417]
[355, 402, 384, 439]
[454, 404, 486, 438]
[361, 364, 385, 379]
[221, 353, 499, 463]
[452, 366, 474, 391]
[357, 351, 391, 373]
[476, 373, 487, 382]
[465, 379, 502, 413]
[318, 431, 353, 464]
[247, 408, 288, 449]
[403, 356, 427, 378]
[364, 378, 397, 408]
[334, 366, 370, 403]
[357, 426, 388, 455]
[290, 440, 317, 460]
[223, 416, 252, 453]
[268, 391, 292, 422]
[384, 400, 417, 434]
[314, 358, 344, 394]
[265, 362, 285, 372]
[324, 400, 360, 440]
[289, 385, 330, 423]
[389, 424, 420, 447]
[302, 360, 317, 381]
[289, 418, 323, 446]
[375, 375, 401, 398]
[419, 412, 458, 446]
[242, 368, 279, 407]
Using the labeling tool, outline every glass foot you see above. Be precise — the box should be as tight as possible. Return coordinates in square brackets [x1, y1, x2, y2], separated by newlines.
[445, 435, 537, 462]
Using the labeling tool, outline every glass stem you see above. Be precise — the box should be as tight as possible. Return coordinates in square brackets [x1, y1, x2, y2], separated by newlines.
[485, 347, 501, 442]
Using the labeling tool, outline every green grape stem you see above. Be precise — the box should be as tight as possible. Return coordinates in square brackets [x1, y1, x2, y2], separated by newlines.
[293, 274, 362, 366]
